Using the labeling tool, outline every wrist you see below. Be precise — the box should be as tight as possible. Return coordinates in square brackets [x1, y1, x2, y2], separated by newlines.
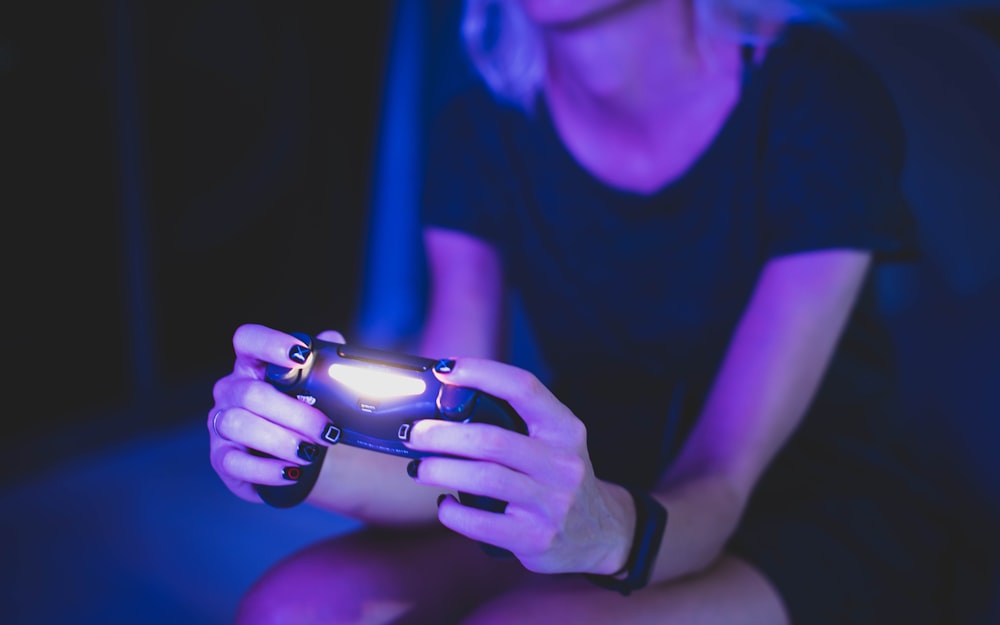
[596, 481, 635, 577]
[585, 486, 668, 596]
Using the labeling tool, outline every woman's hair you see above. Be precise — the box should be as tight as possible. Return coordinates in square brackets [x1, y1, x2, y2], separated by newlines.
[461, 0, 830, 110]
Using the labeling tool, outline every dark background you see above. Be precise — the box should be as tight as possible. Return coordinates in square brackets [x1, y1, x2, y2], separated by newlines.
[2, 1, 392, 481]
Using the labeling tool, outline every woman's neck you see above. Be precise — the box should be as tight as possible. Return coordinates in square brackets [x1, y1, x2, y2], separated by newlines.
[536, 0, 751, 193]
[541, 0, 715, 121]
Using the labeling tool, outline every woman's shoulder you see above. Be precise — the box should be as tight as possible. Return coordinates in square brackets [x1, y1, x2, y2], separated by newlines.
[761, 19, 896, 103]
[752, 18, 904, 150]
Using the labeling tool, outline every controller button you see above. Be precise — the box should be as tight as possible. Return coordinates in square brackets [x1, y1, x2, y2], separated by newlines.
[321, 424, 342, 444]
[397, 423, 411, 441]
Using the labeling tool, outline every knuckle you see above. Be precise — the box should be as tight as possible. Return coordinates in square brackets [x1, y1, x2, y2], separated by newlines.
[232, 324, 254, 350]
[567, 418, 587, 445]
[520, 371, 546, 399]
[477, 427, 508, 457]
[223, 412, 246, 440]
[506, 370, 545, 405]
[475, 461, 503, 488]
[211, 378, 224, 403]
[527, 522, 558, 553]
[212, 372, 239, 404]
[219, 447, 243, 477]
[559, 454, 587, 487]
[239, 378, 271, 409]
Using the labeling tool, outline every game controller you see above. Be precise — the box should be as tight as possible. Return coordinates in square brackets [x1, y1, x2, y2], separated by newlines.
[255, 332, 529, 527]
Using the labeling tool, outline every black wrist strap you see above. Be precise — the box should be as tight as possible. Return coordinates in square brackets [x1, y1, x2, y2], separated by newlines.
[584, 486, 668, 596]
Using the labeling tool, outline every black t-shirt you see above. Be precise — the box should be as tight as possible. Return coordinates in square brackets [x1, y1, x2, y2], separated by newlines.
[422, 23, 917, 491]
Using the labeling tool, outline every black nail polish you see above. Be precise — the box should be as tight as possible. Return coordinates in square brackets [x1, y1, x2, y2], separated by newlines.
[282, 466, 302, 481]
[322, 424, 342, 444]
[406, 459, 420, 478]
[296, 442, 318, 462]
[289, 344, 311, 364]
[434, 359, 455, 373]
[437, 494, 448, 508]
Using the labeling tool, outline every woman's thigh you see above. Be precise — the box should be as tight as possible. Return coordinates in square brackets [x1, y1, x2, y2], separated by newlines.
[461, 554, 789, 625]
[235, 525, 530, 625]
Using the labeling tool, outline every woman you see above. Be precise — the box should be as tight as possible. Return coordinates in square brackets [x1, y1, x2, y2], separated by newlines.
[209, 1, 930, 623]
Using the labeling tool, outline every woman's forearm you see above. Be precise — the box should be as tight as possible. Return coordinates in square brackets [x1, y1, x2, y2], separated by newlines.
[646, 470, 747, 583]
[639, 250, 872, 584]
[305, 444, 445, 527]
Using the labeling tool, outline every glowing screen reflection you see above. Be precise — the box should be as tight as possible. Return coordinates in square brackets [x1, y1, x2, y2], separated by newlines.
[327, 364, 427, 398]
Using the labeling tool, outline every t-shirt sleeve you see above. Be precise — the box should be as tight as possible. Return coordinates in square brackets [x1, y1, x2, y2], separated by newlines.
[760, 28, 918, 260]
[420, 86, 513, 244]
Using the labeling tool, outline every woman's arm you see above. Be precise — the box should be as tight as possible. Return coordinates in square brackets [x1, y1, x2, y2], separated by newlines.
[397, 245, 873, 584]
[400, 248, 872, 580]
[646, 248, 872, 582]
[303, 227, 506, 524]
[419, 226, 506, 360]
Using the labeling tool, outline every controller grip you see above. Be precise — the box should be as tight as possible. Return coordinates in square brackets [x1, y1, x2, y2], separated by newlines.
[436, 386, 526, 433]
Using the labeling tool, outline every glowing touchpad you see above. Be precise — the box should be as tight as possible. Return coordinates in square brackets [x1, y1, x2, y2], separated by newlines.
[327, 364, 427, 398]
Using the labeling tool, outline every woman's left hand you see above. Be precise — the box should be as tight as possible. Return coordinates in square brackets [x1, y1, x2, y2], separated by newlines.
[404, 358, 635, 576]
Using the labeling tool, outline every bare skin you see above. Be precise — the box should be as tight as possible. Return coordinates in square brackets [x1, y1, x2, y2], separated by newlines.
[236, 526, 785, 625]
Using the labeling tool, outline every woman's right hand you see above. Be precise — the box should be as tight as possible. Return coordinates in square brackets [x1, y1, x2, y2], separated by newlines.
[208, 323, 341, 503]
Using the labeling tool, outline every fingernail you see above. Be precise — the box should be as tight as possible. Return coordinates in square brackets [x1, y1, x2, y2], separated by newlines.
[406, 459, 420, 478]
[434, 359, 455, 373]
[437, 493, 448, 508]
[322, 424, 342, 444]
[289, 344, 311, 364]
[282, 466, 302, 481]
[296, 442, 319, 462]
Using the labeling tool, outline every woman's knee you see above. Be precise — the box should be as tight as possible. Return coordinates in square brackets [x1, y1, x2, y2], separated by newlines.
[461, 555, 788, 625]
[235, 527, 526, 625]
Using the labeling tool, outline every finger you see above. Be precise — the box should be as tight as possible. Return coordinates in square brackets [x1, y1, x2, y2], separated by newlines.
[316, 329, 346, 343]
[407, 419, 560, 479]
[231, 324, 311, 378]
[432, 358, 574, 436]
[436, 494, 546, 563]
[212, 461, 265, 504]
[220, 475, 265, 504]
[212, 445, 306, 487]
[213, 378, 331, 444]
[210, 407, 322, 465]
[409, 456, 540, 508]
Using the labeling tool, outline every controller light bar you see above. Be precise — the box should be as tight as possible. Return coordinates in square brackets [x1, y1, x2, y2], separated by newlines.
[327, 364, 427, 398]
